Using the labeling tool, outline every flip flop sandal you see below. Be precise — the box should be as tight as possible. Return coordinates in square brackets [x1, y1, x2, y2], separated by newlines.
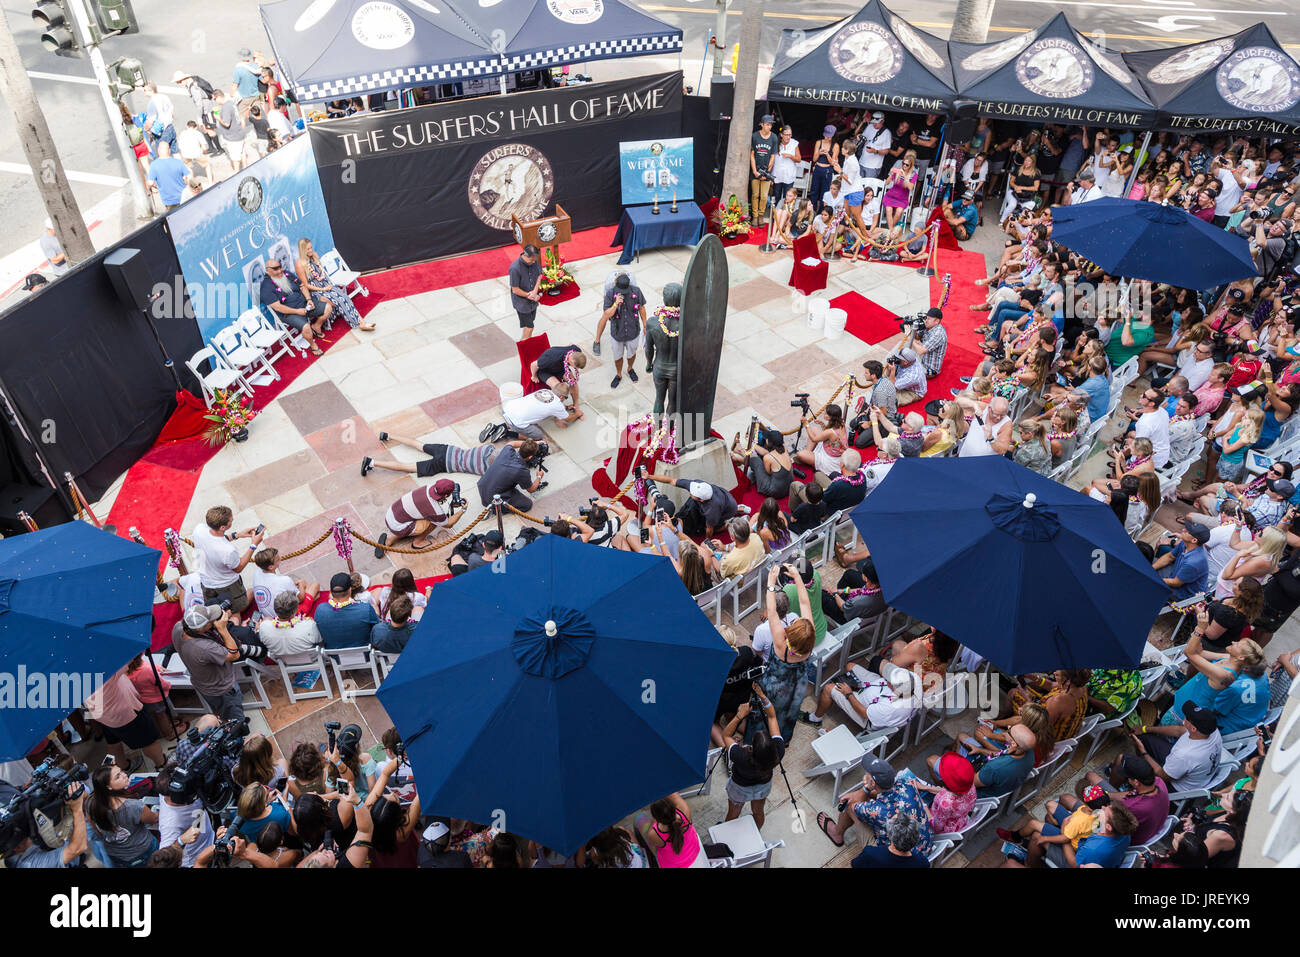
[374, 532, 388, 559]
[817, 812, 845, 848]
[309, 346, 324, 356]
[410, 540, 435, 550]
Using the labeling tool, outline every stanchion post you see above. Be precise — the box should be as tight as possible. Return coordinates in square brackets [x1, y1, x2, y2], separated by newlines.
[492, 495, 506, 538]
[917, 222, 939, 278]
[18, 511, 37, 532]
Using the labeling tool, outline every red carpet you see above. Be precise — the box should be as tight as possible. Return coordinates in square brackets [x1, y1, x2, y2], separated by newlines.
[541, 281, 581, 306]
[832, 291, 901, 346]
[109, 226, 620, 564]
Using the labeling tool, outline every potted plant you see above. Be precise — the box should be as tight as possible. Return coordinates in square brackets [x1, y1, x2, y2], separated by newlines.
[203, 389, 257, 446]
[713, 194, 751, 239]
[538, 247, 575, 295]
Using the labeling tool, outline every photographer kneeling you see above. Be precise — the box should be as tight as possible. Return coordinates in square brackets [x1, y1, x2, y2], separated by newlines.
[555, 497, 632, 547]
[477, 438, 548, 511]
[376, 478, 465, 554]
[448, 529, 505, 576]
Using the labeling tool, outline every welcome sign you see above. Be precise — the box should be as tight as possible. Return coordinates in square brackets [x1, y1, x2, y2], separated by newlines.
[618, 136, 693, 205]
[167, 136, 337, 343]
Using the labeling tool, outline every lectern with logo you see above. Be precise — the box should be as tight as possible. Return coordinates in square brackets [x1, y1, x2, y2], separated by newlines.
[512, 204, 571, 259]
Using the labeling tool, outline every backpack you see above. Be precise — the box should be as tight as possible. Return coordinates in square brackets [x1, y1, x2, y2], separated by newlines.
[191, 75, 216, 98]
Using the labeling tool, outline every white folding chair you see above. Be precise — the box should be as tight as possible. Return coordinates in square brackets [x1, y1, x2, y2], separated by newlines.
[802, 511, 842, 568]
[727, 562, 767, 622]
[694, 579, 729, 626]
[931, 796, 1002, 864]
[1168, 751, 1239, 813]
[805, 724, 874, 797]
[808, 617, 861, 692]
[185, 346, 250, 407]
[276, 649, 332, 704]
[1015, 737, 1076, 808]
[373, 649, 401, 680]
[679, 747, 724, 799]
[235, 661, 272, 710]
[237, 306, 300, 372]
[1081, 700, 1138, 765]
[320, 248, 368, 298]
[212, 322, 275, 389]
[1129, 814, 1178, 855]
[323, 646, 383, 699]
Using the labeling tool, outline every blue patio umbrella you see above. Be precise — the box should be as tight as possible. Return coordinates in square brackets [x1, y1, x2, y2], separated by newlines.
[0, 523, 160, 761]
[1050, 197, 1257, 289]
[851, 457, 1169, 674]
[377, 534, 734, 855]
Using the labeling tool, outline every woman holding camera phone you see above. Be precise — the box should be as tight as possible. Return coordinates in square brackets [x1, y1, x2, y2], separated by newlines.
[759, 564, 815, 741]
[719, 685, 784, 830]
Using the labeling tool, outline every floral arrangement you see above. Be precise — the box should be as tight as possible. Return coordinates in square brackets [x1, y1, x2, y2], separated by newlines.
[538, 248, 575, 294]
[714, 194, 751, 239]
[202, 389, 256, 446]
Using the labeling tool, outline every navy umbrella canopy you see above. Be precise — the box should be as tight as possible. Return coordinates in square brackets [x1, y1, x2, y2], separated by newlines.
[1123, 22, 1300, 136]
[377, 535, 735, 855]
[0, 523, 160, 760]
[1051, 197, 1257, 288]
[949, 12, 1155, 127]
[851, 457, 1169, 674]
[767, 0, 956, 113]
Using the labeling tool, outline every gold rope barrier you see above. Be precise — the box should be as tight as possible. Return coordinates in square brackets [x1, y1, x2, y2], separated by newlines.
[278, 527, 334, 561]
[349, 506, 493, 553]
[779, 378, 852, 436]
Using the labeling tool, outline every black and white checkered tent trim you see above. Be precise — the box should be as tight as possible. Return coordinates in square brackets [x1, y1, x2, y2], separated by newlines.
[294, 59, 503, 102]
[504, 34, 684, 72]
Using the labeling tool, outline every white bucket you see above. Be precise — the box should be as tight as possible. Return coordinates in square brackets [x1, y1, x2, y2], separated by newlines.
[499, 381, 523, 404]
[824, 308, 848, 340]
[807, 297, 829, 332]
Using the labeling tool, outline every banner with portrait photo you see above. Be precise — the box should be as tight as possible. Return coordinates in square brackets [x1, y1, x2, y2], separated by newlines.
[619, 137, 694, 205]
[309, 72, 683, 270]
[166, 136, 337, 343]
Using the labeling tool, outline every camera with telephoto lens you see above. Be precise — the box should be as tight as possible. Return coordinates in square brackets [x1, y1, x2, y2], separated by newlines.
[1252, 207, 1271, 221]
[898, 311, 928, 335]
[219, 600, 231, 612]
[577, 496, 599, 519]
[0, 758, 91, 856]
[790, 392, 810, 413]
[450, 482, 467, 510]
[166, 716, 249, 811]
[210, 812, 245, 868]
[528, 440, 551, 473]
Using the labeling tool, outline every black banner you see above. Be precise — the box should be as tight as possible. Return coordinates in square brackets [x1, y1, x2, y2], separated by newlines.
[310, 73, 683, 270]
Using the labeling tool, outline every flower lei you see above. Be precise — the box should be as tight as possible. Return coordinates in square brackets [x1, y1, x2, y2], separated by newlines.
[1048, 428, 1077, 441]
[833, 470, 866, 486]
[841, 581, 881, 600]
[1126, 454, 1152, 470]
[655, 306, 680, 338]
[332, 517, 353, 564]
[1171, 413, 1195, 423]
[563, 349, 582, 389]
[628, 415, 680, 505]
[164, 528, 183, 569]
[874, 455, 896, 464]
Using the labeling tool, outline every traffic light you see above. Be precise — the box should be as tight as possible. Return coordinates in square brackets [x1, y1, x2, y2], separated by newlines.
[94, 0, 138, 36]
[107, 56, 145, 99]
[32, 0, 79, 57]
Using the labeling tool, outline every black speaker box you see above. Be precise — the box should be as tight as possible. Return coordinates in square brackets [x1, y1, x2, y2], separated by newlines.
[947, 100, 979, 145]
[709, 76, 734, 121]
[103, 247, 154, 312]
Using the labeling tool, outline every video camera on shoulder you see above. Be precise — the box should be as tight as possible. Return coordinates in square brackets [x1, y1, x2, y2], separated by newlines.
[0, 758, 91, 855]
[167, 715, 250, 811]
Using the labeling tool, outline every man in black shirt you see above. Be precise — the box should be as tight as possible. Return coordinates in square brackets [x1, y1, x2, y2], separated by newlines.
[822, 449, 868, 512]
[508, 244, 543, 340]
[751, 114, 777, 227]
[530, 344, 586, 418]
[643, 472, 741, 537]
[477, 439, 545, 510]
[910, 114, 941, 167]
[827, 557, 886, 626]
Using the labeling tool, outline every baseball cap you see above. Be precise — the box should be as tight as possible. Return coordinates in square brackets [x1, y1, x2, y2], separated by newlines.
[1121, 753, 1156, 784]
[483, 529, 504, 548]
[1081, 783, 1111, 807]
[1184, 520, 1211, 544]
[926, 307, 943, 319]
[861, 756, 896, 790]
[329, 571, 353, 592]
[689, 481, 713, 501]
[1182, 700, 1219, 734]
[871, 111, 885, 121]
[183, 605, 221, 630]
[962, 189, 975, 202]
[760, 113, 774, 124]
[898, 347, 918, 364]
[823, 124, 837, 137]
[432, 478, 456, 499]
[238, 47, 253, 58]
[1269, 478, 1296, 498]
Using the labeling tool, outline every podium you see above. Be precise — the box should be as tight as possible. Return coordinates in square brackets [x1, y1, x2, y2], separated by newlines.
[512, 204, 571, 260]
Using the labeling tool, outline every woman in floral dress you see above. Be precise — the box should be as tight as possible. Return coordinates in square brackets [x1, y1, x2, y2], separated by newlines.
[296, 237, 373, 331]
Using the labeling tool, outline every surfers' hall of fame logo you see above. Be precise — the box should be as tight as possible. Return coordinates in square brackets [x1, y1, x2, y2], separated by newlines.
[1146, 38, 1234, 86]
[828, 22, 903, 84]
[1216, 46, 1300, 113]
[1015, 38, 1094, 98]
[468, 144, 555, 231]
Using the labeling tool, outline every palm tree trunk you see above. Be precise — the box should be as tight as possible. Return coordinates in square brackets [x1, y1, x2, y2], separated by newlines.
[720, 0, 765, 207]
[950, 0, 996, 44]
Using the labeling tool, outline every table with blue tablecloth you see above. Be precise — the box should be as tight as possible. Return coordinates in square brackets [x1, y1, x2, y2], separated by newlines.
[611, 203, 707, 265]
